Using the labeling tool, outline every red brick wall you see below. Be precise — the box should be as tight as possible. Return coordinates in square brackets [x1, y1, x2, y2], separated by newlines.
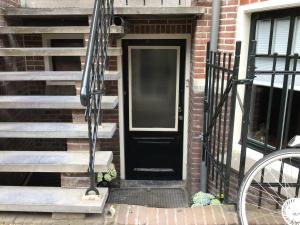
[0, 0, 19, 7]
[240, 0, 269, 5]
[187, 0, 240, 196]
[197, 0, 272, 199]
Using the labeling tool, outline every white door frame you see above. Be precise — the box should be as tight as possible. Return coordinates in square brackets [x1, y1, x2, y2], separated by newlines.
[117, 34, 191, 180]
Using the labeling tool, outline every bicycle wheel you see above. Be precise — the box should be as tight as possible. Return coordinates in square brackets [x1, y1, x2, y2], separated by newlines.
[238, 149, 300, 225]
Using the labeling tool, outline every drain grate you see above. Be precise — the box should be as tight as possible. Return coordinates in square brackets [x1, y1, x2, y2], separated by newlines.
[107, 188, 189, 208]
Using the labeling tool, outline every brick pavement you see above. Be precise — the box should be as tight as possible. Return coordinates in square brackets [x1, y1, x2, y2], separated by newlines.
[0, 204, 285, 225]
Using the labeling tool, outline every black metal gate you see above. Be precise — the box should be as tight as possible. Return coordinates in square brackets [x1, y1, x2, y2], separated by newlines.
[202, 41, 242, 203]
[203, 40, 300, 203]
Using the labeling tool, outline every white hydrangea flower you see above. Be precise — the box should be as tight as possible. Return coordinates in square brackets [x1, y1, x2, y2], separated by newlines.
[104, 173, 112, 182]
[97, 172, 103, 183]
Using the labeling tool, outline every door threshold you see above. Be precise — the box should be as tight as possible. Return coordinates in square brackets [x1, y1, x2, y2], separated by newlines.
[120, 180, 186, 189]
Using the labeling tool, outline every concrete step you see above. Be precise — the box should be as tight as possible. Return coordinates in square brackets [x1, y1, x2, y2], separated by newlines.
[0, 186, 108, 213]
[3, 7, 205, 16]
[0, 47, 122, 57]
[0, 122, 116, 139]
[0, 151, 112, 173]
[0, 71, 121, 81]
[0, 96, 118, 109]
[0, 25, 124, 34]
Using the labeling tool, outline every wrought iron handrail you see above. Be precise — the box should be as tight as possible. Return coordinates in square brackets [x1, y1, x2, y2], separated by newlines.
[80, 0, 114, 196]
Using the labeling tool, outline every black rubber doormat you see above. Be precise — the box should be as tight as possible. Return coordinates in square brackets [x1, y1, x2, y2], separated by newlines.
[107, 188, 189, 208]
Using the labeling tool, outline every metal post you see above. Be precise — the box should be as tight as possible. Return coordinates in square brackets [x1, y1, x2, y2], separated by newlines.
[238, 41, 256, 184]
[200, 42, 211, 192]
[224, 41, 241, 203]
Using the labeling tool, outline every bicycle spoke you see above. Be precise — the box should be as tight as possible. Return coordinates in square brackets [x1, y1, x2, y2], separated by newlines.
[247, 186, 285, 205]
[245, 202, 281, 215]
[252, 181, 285, 207]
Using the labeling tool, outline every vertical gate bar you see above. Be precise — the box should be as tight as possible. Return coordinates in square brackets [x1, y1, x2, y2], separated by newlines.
[206, 50, 214, 171]
[277, 161, 285, 209]
[277, 16, 295, 149]
[258, 53, 277, 207]
[283, 54, 298, 146]
[200, 42, 211, 191]
[276, 63, 292, 149]
[208, 52, 217, 178]
[212, 52, 221, 182]
[296, 168, 300, 197]
[238, 40, 256, 184]
[220, 53, 231, 197]
[224, 41, 241, 203]
[276, 52, 293, 201]
[264, 53, 277, 153]
[216, 53, 226, 190]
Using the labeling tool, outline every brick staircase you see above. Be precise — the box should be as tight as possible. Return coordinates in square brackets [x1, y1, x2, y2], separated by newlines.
[0, 8, 122, 214]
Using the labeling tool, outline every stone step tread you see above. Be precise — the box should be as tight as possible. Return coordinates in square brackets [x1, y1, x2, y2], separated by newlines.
[0, 95, 118, 109]
[0, 71, 120, 81]
[0, 47, 122, 57]
[0, 122, 116, 139]
[0, 186, 108, 214]
[0, 25, 124, 34]
[0, 151, 112, 173]
[3, 7, 205, 16]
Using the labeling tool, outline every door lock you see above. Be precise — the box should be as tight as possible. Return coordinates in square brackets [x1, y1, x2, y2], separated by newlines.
[179, 115, 184, 121]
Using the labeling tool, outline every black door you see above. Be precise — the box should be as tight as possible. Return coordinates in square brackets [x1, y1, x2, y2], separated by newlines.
[123, 39, 186, 180]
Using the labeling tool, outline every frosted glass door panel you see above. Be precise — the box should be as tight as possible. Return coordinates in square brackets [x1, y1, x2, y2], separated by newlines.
[129, 47, 179, 131]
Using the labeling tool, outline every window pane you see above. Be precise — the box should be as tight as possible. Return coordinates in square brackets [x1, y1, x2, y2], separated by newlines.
[272, 18, 290, 55]
[249, 86, 282, 147]
[287, 90, 300, 144]
[130, 48, 178, 130]
[255, 20, 271, 54]
[255, 57, 286, 71]
[292, 17, 300, 54]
